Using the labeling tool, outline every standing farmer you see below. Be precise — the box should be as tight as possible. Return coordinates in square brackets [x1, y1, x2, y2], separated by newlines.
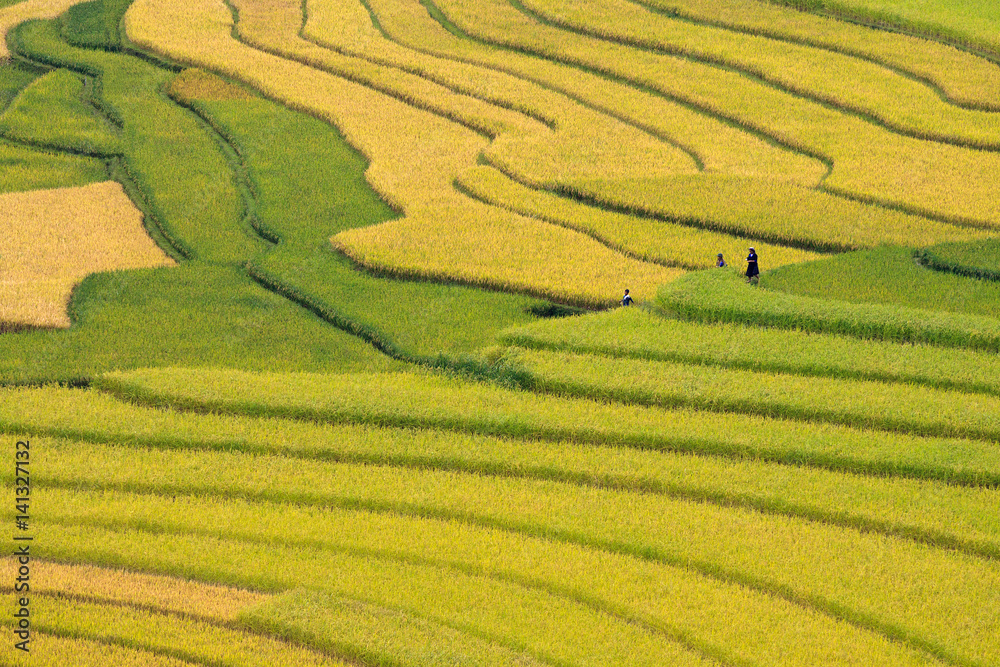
[622, 289, 634, 306]
[746, 248, 759, 284]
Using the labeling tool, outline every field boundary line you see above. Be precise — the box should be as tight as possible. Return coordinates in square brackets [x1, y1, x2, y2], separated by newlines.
[477, 155, 848, 253]
[36, 495, 971, 667]
[419, 0, 1000, 231]
[507, 0, 1000, 153]
[222, 0, 499, 140]
[498, 333, 1000, 398]
[88, 374, 1000, 488]
[0, 619, 220, 667]
[416, 0, 835, 181]
[509, 348, 1000, 445]
[37, 517, 679, 667]
[8, 21, 200, 260]
[763, 0, 1000, 67]
[301, 0, 557, 130]
[452, 174, 686, 270]
[27, 444, 1000, 562]
[628, 0, 1000, 112]
[916, 248, 1000, 283]
[0, 625, 207, 666]
[0, 587, 372, 666]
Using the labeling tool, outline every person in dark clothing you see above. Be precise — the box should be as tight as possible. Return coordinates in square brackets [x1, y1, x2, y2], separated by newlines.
[716, 253, 726, 267]
[622, 289, 633, 306]
[746, 248, 759, 284]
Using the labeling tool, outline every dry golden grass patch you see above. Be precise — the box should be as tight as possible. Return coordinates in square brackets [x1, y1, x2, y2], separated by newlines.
[124, 0, 681, 305]
[0, 181, 175, 328]
[0, 0, 84, 59]
[0, 558, 268, 621]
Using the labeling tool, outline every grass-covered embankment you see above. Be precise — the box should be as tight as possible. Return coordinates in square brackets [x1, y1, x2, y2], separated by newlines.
[657, 265, 1000, 351]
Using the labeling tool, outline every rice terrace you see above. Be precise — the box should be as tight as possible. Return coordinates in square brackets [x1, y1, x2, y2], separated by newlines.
[3, 0, 1000, 663]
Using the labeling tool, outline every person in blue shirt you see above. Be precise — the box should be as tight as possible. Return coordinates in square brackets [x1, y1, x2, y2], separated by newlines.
[716, 253, 726, 267]
[746, 248, 759, 284]
[622, 289, 634, 306]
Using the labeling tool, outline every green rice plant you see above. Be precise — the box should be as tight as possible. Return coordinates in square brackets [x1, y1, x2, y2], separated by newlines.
[766, 0, 1000, 58]
[0, 631, 193, 667]
[457, 165, 823, 268]
[0, 265, 404, 384]
[0, 0, 83, 59]
[243, 589, 550, 667]
[32, 513, 718, 667]
[0, 67, 120, 155]
[765, 246, 1000, 319]
[658, 266, 1000, 351]
[0, 140, 106, 193]
[89, 367, 1000, 485]
[522, 0, 1000, 150]
[502, 345, 1000, 442]
[0, 61, 40, 111]
[918, 239, 1000, 282]
[24, 485, 999, 665]
[126, 0, 682, 307]
[0, 594, 348, 666]
[61, 0, 135, 49]
[502, 306, 1000, 395]
[176, 90, 545, 358]
[12, 18, 261, 263]
[639, 0, 1000, 111]
[432, 0, 1000, 230]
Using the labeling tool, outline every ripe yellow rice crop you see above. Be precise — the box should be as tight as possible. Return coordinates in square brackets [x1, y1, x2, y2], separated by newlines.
[362, 0, 827, 186]
[235, 0, 698, 183]
[0, 181, 174, 328]
[92, 366, 1000, 485]
[566, 174, 986, 251]
[166, 67, 255, 101]
[435, 0, 1000, 228]
[0, 0, 83, 59]
[0, 632, 192, 666]
[525, 0, 1000, 150]
[457, 165, 823, 267]
[26, 480, 1000, 665]
[0, 559, 268, 621]
[246, 589, 553, 667]
[503, 345, 1000, 441]
[38, 518, 722, 667]
[234, 0, 548, 139]
[124, 0, 682, 306]
[640, 0, 1000, 111]
[6, 594, 350, 666]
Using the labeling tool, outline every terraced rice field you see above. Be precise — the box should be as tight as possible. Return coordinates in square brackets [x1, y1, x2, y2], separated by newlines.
[2, 0, 1000, 664]
[0, 181, 173, 329]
